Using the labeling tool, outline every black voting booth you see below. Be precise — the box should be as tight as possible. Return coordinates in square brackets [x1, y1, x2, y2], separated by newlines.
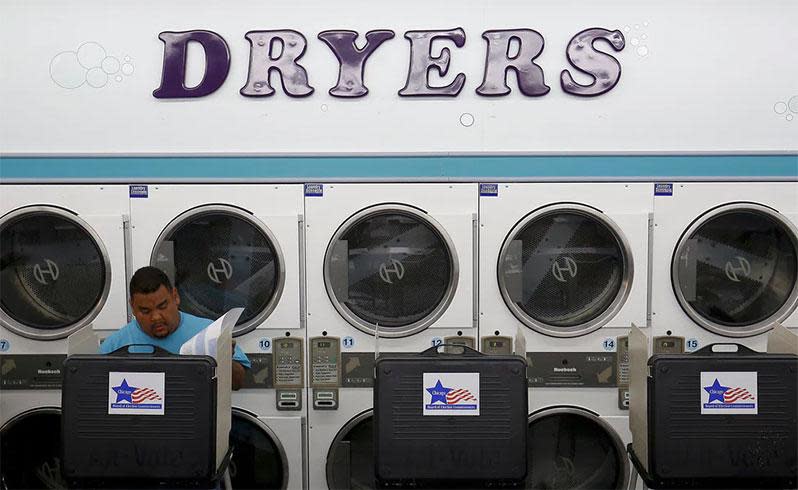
[374, 344, 528, 488]
[628, 327, 798, 489]
[61, 347, 230, 489]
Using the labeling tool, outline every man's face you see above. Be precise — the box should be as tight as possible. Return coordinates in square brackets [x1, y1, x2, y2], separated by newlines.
[130, 285, 181, 338]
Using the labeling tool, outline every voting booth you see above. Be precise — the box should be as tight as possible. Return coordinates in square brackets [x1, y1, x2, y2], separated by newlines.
[628, 325, 798, 489]
[60, 311, 238, 488]
[374, 344, 528, 488]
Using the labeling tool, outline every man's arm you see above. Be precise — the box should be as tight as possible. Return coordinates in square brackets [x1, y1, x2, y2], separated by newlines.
[232, 361, 245, 391]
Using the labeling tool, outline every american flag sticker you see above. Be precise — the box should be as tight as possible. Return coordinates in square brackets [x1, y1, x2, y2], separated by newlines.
[700, 371, 758, 415]
[423, 372, 480, 416]
[108, 372, 166, 415]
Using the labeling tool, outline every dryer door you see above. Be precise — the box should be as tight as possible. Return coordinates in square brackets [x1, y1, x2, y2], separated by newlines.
[324, 205, 458, 338]
[151, 205, 285, 337]
[498, 204, 633, 337]
[326, 410, 375, 490]
[672, 204, 798, 337]
[0, 207, 111, 339]
[229, 409, 287, 490]
[0, 408, 64, 490]
[527, 407, 629, 490]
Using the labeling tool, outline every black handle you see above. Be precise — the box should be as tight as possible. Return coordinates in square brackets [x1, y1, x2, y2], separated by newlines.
[419, 343, 484, 357]
[109, 344, 173, 357]
[693, 343, 758, 356]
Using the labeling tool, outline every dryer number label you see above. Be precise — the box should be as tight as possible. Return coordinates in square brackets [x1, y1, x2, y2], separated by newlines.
[0, 339, 9, 352]
[342, 336, 355, 349]
[686, 338, 699, 351]
[602, 338, 617, 352]
[258, 337, 272, 352]
[431, 337, 443, 347]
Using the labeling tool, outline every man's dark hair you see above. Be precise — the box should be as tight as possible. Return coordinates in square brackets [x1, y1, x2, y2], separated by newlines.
[129, 266, 173, 297]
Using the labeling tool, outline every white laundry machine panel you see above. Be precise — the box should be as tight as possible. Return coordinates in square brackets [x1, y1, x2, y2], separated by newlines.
[0, 185, 129, 352]
[306, 183, 476, 490]
[480, 183, 651, 400]
[129, 184, 303, 336]
[305, 183, 477, 351]
[651, 182, 798, 353]
[230, 390, 306, 490]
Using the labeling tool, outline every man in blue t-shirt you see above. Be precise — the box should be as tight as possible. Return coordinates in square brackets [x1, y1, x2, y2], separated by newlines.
[100, 266, 250, 390]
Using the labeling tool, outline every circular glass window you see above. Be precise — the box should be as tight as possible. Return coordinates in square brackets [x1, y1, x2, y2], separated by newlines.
[0, 409, 66, 490]
[228, 410, 286, 490]
[673, 204, 798, 337]
[527, 408, 628, 490]
[326, 412, 374, 490]
[498, 205, 632, 337]
[151, 206, 284, 336]
[0, 207, 110, 339]
[324, 205, 458, 337]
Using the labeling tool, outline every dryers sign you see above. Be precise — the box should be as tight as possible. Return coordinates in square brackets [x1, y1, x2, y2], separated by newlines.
[701, 371, 758, 415]
[154, 27, 625, 100]
[423, 372, 480, 416]
[109, 371, 166, 415]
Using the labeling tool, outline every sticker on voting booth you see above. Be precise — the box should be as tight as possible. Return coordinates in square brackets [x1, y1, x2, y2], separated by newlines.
[423, 372, 480, 416]
[700, 371, 757, 415]
[108, 371, 166, 415]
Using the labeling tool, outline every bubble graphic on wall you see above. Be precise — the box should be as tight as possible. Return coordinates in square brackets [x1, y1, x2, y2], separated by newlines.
[50, 42, 134, 90]
[623, 21, 651, 58]
[773, 96, 798, 122]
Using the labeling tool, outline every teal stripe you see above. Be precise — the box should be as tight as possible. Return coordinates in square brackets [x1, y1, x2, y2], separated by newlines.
[0, 155, 796, 180]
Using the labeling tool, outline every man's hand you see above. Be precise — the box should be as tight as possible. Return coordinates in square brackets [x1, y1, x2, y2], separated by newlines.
[232, 360, 245, 391]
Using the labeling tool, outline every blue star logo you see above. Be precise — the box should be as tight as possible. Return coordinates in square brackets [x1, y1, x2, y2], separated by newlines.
[112, 379, 137, 403]
[426, 380, 452, 404]
[704, 378, 729, 403]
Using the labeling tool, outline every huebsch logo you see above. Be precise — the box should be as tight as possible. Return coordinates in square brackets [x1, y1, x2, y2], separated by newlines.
[207, 257, 233, 284]
[378, 258, 405, 284]
[33, 259, 59, 285]
[724, 256, 751, 282]
[551, 256, 577, 282]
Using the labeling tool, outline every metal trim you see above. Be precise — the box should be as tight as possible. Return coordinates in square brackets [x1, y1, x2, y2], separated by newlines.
[231, 408, 289, 490]
[527, 406, 630, 490]
[122, 214, 133, 323]
[323, 204, 460, 338]
[671, 202, 798, 337]
[497, 203, 634, 338]
[298, 214, 307, 329]
[325, 409, 373, 489]
[0, 206, 113, 340]
[150, 205, 286, 337]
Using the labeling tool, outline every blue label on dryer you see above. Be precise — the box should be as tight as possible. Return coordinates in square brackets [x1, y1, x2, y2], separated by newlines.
[654, 183, 673, 196]
[305, 183, 323, 196]
[129, 185, 148, 198]
[479, 183, 499, 196]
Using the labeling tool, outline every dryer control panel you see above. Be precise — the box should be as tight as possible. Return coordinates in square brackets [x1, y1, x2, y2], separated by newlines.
[481, 336, 513, 355]
[310, 336, 340, 410]
[443, 335, 476, 353]
[273, 337, 303, 411]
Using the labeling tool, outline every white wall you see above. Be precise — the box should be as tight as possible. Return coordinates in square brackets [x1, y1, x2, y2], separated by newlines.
[1, 0, 796, 155]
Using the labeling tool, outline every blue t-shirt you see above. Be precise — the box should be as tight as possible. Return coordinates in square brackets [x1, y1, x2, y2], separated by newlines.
[99, 312, 251, 369]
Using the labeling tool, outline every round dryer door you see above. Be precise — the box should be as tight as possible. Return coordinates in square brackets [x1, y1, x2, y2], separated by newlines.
[151, 206, 285, 336]
[0, 207, 111, 339]
[324, 205, 458, 337]
[0, 408, 65, 489]
[228, 410, 287, 490]
[326, 411, 375, 490]
[527, 408, 629, 490]
[498, 204, 633, 337]
[673, 203, 798, 337]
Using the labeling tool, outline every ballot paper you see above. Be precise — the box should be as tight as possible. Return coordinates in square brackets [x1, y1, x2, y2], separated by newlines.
[179, 307, 243, 470]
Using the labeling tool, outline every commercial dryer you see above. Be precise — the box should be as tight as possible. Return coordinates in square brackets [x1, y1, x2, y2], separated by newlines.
[304, 183, 478, 490]
[479, 183, 653, 489]
[129, 184, 305, 490]
[0, 184, 129, 488]
[651, 182, 798, 354]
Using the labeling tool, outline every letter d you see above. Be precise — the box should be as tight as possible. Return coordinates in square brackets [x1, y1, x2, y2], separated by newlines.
[153, 30, 230, 98]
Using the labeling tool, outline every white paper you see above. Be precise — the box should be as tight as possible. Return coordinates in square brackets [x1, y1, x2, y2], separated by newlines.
[179, 308, 242, 469]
